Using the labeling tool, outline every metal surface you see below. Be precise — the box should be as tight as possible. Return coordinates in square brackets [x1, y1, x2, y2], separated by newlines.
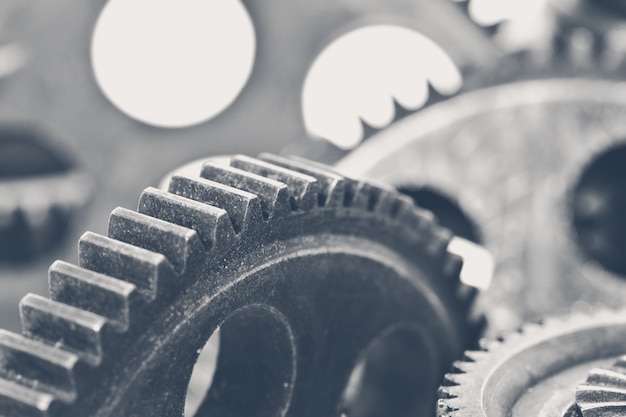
[577, 355, 626, 416]
[0, 155, 480, 417]
[336, 78, 626, 335]
[437, 310, 626, 417]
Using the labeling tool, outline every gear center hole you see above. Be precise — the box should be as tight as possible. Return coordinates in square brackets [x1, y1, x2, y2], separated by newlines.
[185, 305, 295, 417]
[340, 326, 436, 417]
[571, 143, 626, 277]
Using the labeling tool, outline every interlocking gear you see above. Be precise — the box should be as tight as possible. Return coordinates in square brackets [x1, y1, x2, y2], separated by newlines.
[336, 71, 626, 335]
[576, 355, 626, 417]
[437, 310, 626, 417]
[0, 155, 480, 417]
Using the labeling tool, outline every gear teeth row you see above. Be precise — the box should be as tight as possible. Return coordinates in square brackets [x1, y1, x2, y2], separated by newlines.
[0, 330, 79, 403]
[230, 155, 319, 211]
[169, 174, 263, 234]
[138, 187, 235, 252]
[20, 294, 106, 367]
[577, 355, 626, 416]
[49, 261, 138, 331]
[258, 153, 348, 207]
[109, 208, 203, 276]
[200, 161, 291, 220]
[0, 154, 470, 416]
[78, 232, 175, 301]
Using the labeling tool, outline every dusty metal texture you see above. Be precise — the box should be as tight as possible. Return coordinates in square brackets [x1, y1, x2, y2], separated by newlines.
[0, 0, 499, 332]
[577, 355, 626, 416]
[437, 310, 626, 417]
[336, 78, 626, 335]
[0, 155, 480, 417]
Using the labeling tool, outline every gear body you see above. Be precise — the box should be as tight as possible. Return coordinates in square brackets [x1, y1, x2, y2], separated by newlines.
[0, 155, 478, 417]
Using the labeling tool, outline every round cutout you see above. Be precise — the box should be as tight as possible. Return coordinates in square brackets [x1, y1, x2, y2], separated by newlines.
[91, 0, 256, 128]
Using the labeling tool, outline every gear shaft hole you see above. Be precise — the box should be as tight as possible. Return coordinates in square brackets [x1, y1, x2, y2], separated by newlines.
[185, 305, 295, 417]
[397, 185, 482, 244]
[340, 326, 436, 417]
[571, 143, 626, 277]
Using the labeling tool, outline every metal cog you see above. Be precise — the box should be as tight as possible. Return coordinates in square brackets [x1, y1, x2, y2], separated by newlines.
[335, 70, 626, 335]
[577, 355, 626, 416]
[0, 0, 500, 332]
[0, 155, 480, 417]
[437, 310, 626, 417]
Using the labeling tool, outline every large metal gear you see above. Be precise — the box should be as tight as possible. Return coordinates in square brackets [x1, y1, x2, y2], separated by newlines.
[0, 0, 500, 332]
[0, 155, 480, 417]
[335, 73, 626, 334]
[437, 310, 626, 417]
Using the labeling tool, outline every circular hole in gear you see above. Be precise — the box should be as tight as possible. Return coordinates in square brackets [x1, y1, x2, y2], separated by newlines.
[571, 143, 626, 277]
[185, 306, 295, 417]
[397, 186, 482, 244]
[340, 326, 436, 417]
[91, 0, 256, 128]
[0, 125, 81, 262]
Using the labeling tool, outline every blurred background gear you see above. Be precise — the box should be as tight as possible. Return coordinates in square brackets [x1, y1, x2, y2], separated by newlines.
[0, 155, 481, 417]
[437, 310, 626, 417]
[576, 355, 626, 417]
[335, 68, 626, 335]
[0, 0, 500, 332]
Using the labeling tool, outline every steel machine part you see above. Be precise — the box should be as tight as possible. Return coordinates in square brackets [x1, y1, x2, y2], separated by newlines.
[437, 310, 626, 417]
[576, 355, 626, 417]
[336, 76, 626, 334]
[0, 155, 481, 417]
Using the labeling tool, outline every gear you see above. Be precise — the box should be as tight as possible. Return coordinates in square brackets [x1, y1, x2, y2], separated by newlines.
[0, 0, 500, 331]
[0, 155, 480, 417]
[437, 310, 626, 417]
[576, 355, 626, 416]
[335, 71, 626, 335]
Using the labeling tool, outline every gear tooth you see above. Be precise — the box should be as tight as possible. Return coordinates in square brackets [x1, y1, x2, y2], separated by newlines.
[138, 187, 235, 252]
[463, 350, 488, 363]
[49, 261, 138, 331]
[78, 232, 175, 301]
[168, 175, 263, 234]
[576, 356, 626, 416]
[0, 330, 78, 403]
[451, 360, 474, 373]
[347, 180, 393, 211]
[0, 378, 55, 417]
[375, 189, 413, 219]
[229, 155, 319, 210]
[200, 161, 291, 219]
[395, 200, 436, 235]
[20, 294, 106, 367]
[258, 153, 350, 207]
[437, 397, 460, 414]
[109, 207, 203, 276]
[437, 385, 459, 400]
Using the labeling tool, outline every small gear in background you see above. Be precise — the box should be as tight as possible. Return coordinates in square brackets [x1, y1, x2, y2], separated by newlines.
[0, 0, 500, 331]
[0, 155, 482, 417]
[577, 355, 626, 416]
[437, 310, 626, 417]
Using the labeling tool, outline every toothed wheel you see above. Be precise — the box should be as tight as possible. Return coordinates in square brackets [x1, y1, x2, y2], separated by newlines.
[437, 310, 626, 417]
[336, 75, 626, 335]
[577, 355, 626, 416]
[0, 155, 480, 417]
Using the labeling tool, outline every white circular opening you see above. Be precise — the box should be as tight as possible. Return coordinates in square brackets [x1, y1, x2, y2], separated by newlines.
[302, 25, 461, 150]
[91, 0, 256, 128]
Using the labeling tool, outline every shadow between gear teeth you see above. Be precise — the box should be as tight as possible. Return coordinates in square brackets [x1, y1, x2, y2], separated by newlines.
[0, 154, 481, 417]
